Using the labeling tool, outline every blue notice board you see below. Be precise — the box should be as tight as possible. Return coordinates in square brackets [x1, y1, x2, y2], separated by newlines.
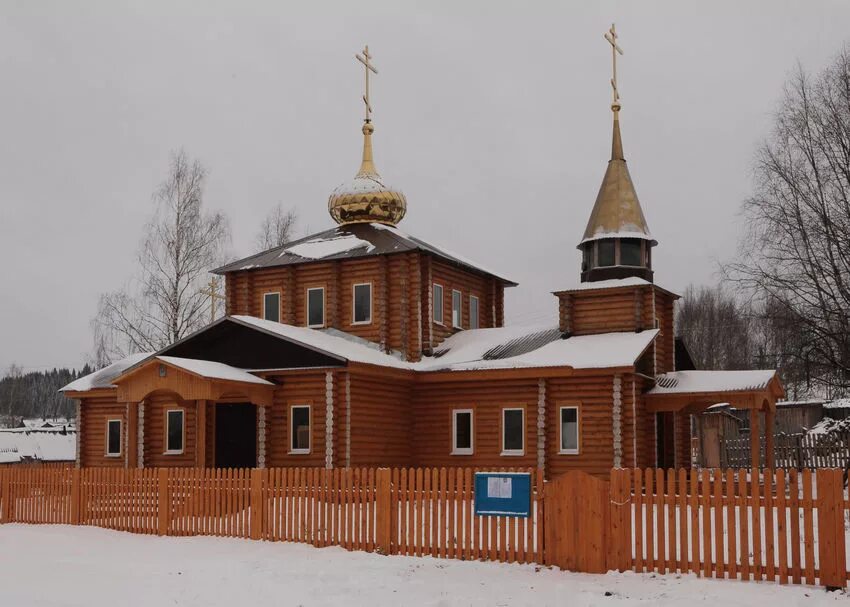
[474, 472, 531, 518]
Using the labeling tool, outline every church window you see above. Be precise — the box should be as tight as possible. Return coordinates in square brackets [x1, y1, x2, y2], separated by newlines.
[352, 283, 372, 324]
[452, 289, 463, 328]
[597, 240, 615, 267]
[433, 283, 444, 324]
[307, 287, 325, 328]
[106, 419, 122, 457]
[165, 409, 184, 454]
[620, 239, 642, 266]
[501, 407, 525, 456]
[452, 409, 473, 455]
[469, 295, 480, 329]
[559, 406, 580, 454]
[290, 405, 311, 454]
[263, 292, 281, 322]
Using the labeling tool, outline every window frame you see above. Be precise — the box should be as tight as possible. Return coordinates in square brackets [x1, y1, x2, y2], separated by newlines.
[164, 408, 185, 455]
[451, 289, 463, 329]
[263, 291, 281, 323]
[451, 408, 474, 456]
[500, 406, 525, 456]
[306, 287, 326, 328]
[558, 404, 581, 455]
[432, 283, 445, 325]
[469, 295, 480, 330]
[351, 282, 373, 325]
[105, 418, 122, 457]
[289, 403, 311, 455]
[619, 239, 643, 267]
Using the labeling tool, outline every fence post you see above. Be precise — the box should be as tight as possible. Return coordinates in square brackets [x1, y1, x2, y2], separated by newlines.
[70, 468, 81, 525]
[250, 468, 263, 541]
[0, 470, 8, 524]
[375, 468, 391, 555]
[157, 468, 170, 536]
[816, 469, 846, 591]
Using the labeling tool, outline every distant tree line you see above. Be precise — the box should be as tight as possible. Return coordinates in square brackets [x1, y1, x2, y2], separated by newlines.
[678, 46, 850, 401]
[0, 365, 90, 422]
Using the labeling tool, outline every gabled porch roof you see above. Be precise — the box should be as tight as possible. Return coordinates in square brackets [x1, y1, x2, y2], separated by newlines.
[645, 370, 784, 413]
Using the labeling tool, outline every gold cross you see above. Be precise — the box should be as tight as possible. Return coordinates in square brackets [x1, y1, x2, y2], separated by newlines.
[200, 277, 226, 323]
[355, 45, 378, 122]
[604, 23, 624, 106]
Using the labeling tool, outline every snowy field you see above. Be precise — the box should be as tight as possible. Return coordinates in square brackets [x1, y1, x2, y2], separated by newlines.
[0, 525, 845, 606]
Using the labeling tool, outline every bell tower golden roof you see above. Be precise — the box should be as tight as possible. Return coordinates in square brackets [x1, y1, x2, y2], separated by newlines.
[579, 25, 654, 247]
[328, 45, 407, 226]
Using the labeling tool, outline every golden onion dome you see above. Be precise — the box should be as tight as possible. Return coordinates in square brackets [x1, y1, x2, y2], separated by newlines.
[328, 122, 407, 226]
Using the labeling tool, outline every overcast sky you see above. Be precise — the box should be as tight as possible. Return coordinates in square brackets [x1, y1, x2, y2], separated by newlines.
[1, 0, 848, 372]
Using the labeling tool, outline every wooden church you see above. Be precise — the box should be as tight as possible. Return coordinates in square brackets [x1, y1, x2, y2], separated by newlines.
[63, 38, 783, 479]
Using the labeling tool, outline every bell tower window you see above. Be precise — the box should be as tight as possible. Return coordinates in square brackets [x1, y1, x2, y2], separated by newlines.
[620, 239, 642, 266]
[597, 240, 616, 267]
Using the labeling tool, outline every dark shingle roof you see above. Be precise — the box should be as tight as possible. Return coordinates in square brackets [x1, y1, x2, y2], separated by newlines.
[213, 223, 517, 286]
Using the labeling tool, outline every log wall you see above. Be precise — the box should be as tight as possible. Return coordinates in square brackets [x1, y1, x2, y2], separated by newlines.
[348, 370, 413, 467]
[79, 395, 127, 468]
[142, 392, 197, 468]
[224, 252, 505, 361]
[410, 378, 539, 469]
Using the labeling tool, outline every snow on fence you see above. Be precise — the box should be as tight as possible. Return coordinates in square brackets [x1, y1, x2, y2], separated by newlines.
[0, 466, 847, 590]
[608, 468, 849, 589]
[721, 432, 850, 469]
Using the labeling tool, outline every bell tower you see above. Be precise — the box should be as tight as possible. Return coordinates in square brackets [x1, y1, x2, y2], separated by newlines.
[579, 24, 656, 283]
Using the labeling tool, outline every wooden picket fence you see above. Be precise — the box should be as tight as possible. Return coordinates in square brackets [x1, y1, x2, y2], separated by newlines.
[0, 466, 544, 563]
[607, 468, 849, 589]
[722, 432, 850, 469]
[1, 465, 847, 590]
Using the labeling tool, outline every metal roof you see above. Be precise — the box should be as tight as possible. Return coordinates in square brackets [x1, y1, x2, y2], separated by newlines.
[213, 223, 517, 286]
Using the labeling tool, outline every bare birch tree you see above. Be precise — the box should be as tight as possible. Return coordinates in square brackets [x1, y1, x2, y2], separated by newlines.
[675, 284, 757, 370]
[724, 47, 850, 393]
[255, 204, 298, 252]
[93, 150, 231, 361]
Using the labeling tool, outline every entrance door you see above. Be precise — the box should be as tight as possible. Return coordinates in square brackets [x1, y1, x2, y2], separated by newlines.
[215, 403, 257, 468]
[655, 412, 676, 469]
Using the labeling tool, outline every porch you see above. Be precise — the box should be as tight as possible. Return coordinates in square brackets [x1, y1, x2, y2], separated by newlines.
[646, 370, 785, 471]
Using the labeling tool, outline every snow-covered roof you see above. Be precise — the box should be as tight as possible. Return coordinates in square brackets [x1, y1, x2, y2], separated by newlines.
[421, 329, 659, 372]
[0, 428, 76, 463]
[213, 223, 516, 285]
[156, 356, 274, 385]
[280, 233, 375, 260]
[649, 370, 778, 395]
[824, 398, 850, 410]
[63, 317, 665, 395]
[60, 353, 152, 392]
[553, 277, 678, 298]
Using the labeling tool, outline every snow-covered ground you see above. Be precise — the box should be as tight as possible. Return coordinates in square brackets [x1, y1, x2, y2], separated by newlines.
[0, 525, 844, 606]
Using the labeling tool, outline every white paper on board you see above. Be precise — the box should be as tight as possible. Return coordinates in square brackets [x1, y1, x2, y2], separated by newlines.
[486, 476, 512, 499]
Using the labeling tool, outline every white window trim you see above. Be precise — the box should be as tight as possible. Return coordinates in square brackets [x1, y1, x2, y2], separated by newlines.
[351, 282, 373, 325]
[451, 289, 463, 329]
[451, 409, 474, 456]
[558, 405, 580, 455]
[105, 419, 122, 457]
[501, 407, 525, 456]
[432, 283, 444, 325]
[469, 294, 480, 330]
[306, 287, 326, 328]
[263, 291, 281, 322]
[289, 404, 311, 455]
[164, 409, 184, 455]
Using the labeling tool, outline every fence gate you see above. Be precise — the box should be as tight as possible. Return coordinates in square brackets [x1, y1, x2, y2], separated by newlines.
[543, 470, 610, 573]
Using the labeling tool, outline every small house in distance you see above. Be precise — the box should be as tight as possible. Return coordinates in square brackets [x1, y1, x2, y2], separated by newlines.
[62, 44, 784, 478]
